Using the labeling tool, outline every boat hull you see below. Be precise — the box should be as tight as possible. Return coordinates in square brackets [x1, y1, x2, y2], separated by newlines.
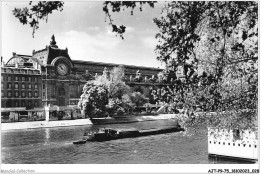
[73, 140, 87, 144]
[86, 126, 184, 142]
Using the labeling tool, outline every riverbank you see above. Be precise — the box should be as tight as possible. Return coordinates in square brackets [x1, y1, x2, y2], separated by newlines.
[1, 114, 178, 131]
[1, 119, 92, 131]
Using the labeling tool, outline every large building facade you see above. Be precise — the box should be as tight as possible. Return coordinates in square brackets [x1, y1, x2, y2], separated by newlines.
[1, 35, 179, 122]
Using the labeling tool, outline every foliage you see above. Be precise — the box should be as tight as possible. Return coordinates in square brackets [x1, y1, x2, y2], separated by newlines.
[176, 109, 257, 136]
[94, 66, 130, 99]
[106, 96, 133, 116]
[12, 1, 156, 39]
[12, 1, 258, 130]
[129, 92, 149, 108]
[83, 66, 133, 117]
[153, 1, 258, 112]
[102, 1, 156, 39]
[151, 1, 258, 131]
[206, 110, 258, 131]
[12, 1, 64, 37]
[78, 82, 109, 118]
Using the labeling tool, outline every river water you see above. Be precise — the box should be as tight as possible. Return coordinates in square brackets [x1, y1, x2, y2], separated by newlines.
[1, 120, 251, 164]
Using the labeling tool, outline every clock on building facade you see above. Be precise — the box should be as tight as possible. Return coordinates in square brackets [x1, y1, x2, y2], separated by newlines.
[57, 62, 69, 75]
[55, 61, 70, 76]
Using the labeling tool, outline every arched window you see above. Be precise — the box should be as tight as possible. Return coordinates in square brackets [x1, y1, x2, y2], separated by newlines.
[34, 92, 38, 97]
[7, 83, 12, 89]
[15, 91, 19, 97]
[22, 92, 26, 97]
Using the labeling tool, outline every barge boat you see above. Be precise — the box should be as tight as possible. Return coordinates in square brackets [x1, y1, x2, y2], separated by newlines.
[73, 124, 184, 144]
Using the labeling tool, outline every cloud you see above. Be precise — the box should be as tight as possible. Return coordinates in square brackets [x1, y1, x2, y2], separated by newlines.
[55, 30, 122, 61]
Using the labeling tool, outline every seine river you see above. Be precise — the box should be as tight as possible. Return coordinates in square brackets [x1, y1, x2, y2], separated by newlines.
[1, 120, 250, 164]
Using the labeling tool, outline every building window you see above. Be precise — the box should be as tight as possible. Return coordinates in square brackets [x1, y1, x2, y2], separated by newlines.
[22, 92, 26, 98]
[43, 84, 45, 89]
[28, 77, 31, 82]
[1, 76, 3, 81]
[1, 92, 4, 97]
[15, 101, 19, 107]
[8, 76, 12, 81]
[34, 92, 38, 98]
[34, 101, 38, 107]
[15, 76, 19, 81]
[34, 84, 38, 90]
[15, 83, 19, 89]
[28, 84, 31, 89]
[15, 91, 19, 97]
[22, 83, 25, 89]
[1, 83, 3, 89]
[22, 77, 25, 81]
[43, 92, 45, 97]
[7, 83, 12, 89]
[28, 101, 32, 107]
[8, 92, 12, 98]
[35, 77, 38, 82]
[31, 77, 35, 82]
[28, 92, 32, 98]
[21, 101, 25, 107]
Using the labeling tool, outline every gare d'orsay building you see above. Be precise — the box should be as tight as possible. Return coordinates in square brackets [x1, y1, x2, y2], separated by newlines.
[2, 35, 178, 112]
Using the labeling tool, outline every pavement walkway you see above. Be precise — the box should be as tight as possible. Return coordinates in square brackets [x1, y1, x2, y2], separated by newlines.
[1, 114, 178, 131]
[1, 118, 92, 131]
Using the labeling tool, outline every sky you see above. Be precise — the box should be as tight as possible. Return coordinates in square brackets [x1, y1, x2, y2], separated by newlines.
[1, 1, 166, 68]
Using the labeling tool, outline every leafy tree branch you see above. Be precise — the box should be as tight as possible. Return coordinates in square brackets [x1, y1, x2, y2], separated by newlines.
[13, 1, 64, 37]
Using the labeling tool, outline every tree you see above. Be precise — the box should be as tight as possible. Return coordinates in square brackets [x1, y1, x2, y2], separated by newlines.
[153, 1, 258, 131]
[129, 92, 148, 108]
[12, 1, 64, 37]
[12, 1, 155, 38]
[78, 82, 109, 118]
[12, 1, 258, 130]
[94, 66, 130, 99]
[83, 66, 133, 117]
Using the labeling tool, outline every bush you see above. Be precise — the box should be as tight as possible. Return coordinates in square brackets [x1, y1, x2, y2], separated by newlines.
[78, 82, 109, 118]
[129, 92, 149, 108]
[106, 97, 133, 116]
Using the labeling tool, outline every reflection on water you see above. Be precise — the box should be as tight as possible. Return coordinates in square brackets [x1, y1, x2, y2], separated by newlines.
[1, 120, 252, 164]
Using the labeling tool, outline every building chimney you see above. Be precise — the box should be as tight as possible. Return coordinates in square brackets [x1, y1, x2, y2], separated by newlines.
[1, 58, 4, 67]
